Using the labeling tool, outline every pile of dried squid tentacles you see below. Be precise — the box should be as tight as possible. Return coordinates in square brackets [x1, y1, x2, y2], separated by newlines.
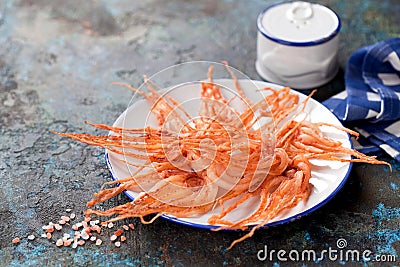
[57, 64, 388, 249]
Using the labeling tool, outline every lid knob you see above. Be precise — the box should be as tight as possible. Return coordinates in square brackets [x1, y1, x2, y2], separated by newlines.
[286, 1, 313, 22]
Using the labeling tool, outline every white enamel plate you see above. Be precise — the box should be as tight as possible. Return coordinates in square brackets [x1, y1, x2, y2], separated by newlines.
[105, 79, 352, 229]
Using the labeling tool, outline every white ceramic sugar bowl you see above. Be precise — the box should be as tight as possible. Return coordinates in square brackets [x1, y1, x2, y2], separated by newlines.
[256, 1, 341, 89]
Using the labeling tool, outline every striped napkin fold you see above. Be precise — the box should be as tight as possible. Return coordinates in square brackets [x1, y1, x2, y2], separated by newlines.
[323, 38, 400, 162]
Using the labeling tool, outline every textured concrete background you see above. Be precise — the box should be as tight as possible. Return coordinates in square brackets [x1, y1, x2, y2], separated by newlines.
[0, 0, 399, 266]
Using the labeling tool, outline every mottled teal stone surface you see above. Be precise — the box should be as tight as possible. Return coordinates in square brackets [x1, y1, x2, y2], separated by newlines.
[0, 0, 399, 266]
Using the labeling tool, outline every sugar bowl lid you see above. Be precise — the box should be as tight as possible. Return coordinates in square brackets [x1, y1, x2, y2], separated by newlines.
[257, 1, 341, 46]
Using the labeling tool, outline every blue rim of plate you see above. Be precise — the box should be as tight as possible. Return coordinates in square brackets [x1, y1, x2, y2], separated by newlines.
[103, 81, 353, 231]
[257, 2, 341, 47]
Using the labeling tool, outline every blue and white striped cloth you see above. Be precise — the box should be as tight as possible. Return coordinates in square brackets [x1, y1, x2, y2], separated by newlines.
[323, 38, 400, 162]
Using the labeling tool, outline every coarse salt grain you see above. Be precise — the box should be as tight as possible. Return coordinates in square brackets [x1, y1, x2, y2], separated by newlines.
[46, 233, 52, 239]
[56, 239, 63, 247]
[80, 230, 89, 240]
[65, 208, 72, 212]
[63, 239, 73, 246]
[115, 241, 121, 247]
[61, 216, 70, 222]
[95, 239, 102, 246]
[70, 213, 76, 219]
[128, 224, 135, 230]
[110, 235, 117, 241]
[121, 236, 127, 242]
[27, 235, 35, 240]
[54, 224, 62, 231]
[63, 233, 71, 239]
[90, 236, 96, 241]
[114, 229, 124, 237]
[91, 225, 101, 233]
[122, 225, 129, 231]
[42, 225, 51, 230]
[12, 237, 20, 244]
[107, 222, 114, 228]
